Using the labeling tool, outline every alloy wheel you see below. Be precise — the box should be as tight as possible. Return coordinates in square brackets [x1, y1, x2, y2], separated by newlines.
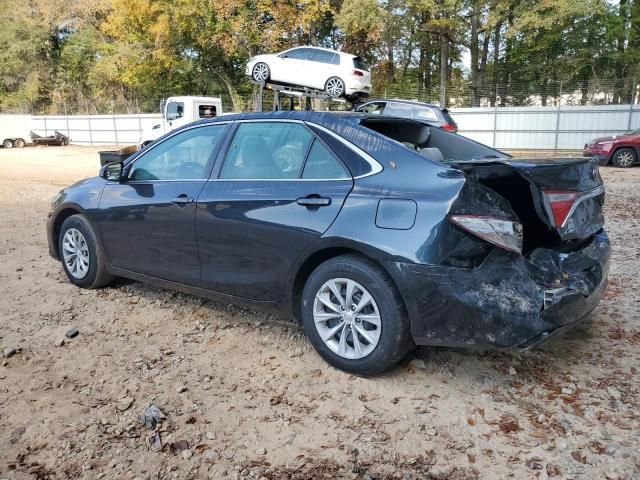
[62, 228, 90, 279]
[615, 151, 634, 167]
[325, 78, 345, 97]
[313, 278, 382, 359]
[252, 63, 269, 82]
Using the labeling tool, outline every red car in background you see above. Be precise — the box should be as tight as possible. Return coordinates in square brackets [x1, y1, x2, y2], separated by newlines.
[583, 129, 640, 167]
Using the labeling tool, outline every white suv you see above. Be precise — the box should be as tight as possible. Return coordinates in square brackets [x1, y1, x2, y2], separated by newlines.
[246, 46, 371, 100]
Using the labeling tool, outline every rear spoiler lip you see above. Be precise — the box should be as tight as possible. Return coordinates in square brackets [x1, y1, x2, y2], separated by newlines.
[541, 185, 605, 228]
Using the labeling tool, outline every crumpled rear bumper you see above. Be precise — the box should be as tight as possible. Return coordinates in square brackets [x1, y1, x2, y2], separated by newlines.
[386, 229, 611, 349]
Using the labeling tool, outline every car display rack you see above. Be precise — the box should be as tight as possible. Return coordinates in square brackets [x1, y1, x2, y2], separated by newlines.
[251, 79, 352, 112]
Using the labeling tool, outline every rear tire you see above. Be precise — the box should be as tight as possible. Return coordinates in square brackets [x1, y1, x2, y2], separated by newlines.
[58, 214, 114, 289]
[611, 148, 636, 168]
[301, 254, 413, 376]
[3, 139, 13, 149]
[325, 77, 345, 98]
[14, 138, 25, 148]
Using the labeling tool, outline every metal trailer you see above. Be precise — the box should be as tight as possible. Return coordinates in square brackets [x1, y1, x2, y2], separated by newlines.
[30, 130, 69, 146]
[251, 79, 361, 112]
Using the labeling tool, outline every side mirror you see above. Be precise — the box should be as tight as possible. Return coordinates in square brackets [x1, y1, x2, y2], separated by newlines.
[100, 162, 124, 182]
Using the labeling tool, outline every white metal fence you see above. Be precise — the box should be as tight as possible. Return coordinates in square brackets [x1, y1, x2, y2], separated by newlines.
[29, 114, 162, 146]
[452, 104, 640, 150]
[1, 105, 638, 150]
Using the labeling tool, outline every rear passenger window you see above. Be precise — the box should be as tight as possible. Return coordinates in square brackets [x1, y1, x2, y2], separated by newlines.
[220, 122, 313, 179]
[382, 102, 412, 118]
[302, 140, 350, 180]
[412, 106, 439, 122]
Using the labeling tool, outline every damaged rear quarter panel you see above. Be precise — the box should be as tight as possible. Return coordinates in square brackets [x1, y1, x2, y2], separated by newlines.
[384, 230, 610, 349]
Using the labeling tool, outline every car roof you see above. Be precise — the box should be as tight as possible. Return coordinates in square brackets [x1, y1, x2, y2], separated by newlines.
[198, 110, 365, 129]
[285, 45, 357, 58]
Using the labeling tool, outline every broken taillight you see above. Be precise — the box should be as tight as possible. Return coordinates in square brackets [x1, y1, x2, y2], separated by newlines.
[450, 215, 523, 254]
[542, 190, 578, 227]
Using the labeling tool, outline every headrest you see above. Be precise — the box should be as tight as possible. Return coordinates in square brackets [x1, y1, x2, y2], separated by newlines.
[240, 136, 270, 167]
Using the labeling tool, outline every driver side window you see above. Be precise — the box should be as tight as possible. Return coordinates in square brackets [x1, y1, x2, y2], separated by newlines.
[129, 125, 226, 181]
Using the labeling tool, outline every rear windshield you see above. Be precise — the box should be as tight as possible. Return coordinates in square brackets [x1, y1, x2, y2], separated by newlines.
[353, 57, 368, 71]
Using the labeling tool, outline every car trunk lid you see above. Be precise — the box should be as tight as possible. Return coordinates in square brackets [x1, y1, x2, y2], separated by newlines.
[449, 157, 605, 252]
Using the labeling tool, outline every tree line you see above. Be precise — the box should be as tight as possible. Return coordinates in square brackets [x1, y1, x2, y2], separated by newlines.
[0, 0, 638, 114]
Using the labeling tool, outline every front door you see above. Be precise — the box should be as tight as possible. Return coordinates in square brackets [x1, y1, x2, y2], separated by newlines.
[97, 123, 229, 285]
[196, 120, 354, 301]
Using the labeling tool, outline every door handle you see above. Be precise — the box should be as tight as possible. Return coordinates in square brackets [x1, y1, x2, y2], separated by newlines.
[171, 194, 194, 207]
[297, 195, 331, 207]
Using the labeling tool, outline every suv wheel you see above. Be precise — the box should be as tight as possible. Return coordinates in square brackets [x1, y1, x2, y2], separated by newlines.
[301, 255, 412, 376]
[612, 148, 636, 168]
[59, 214, 114, 289]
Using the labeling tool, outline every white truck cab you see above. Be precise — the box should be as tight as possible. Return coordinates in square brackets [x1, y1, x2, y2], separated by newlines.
[139, 96, 223, 147]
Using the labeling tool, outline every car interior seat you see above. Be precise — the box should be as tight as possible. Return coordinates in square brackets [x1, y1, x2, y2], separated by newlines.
[238, 136, 279, 178]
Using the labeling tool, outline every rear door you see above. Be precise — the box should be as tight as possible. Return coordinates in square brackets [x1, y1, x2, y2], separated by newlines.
[196, 120, 353, 301]
[97, 123, 229, 285]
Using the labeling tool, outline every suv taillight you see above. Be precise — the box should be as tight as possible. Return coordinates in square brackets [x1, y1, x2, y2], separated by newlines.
[542, 190, 578, 227]
[351, 70, 364, 77]
[441, 123, 457, 132]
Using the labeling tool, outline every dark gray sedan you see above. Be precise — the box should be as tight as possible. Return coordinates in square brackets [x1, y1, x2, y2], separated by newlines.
[47, 111, 610, 375]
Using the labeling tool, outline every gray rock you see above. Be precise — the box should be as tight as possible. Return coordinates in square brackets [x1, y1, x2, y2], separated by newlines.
[138, 404, 166, 429]
[65, 328, 79, 339]
[2, 347, 17, 358]
[204, 449, 221, 462]
[409, 358, 427, 370]
[176, 385, 188, 393]
[255, 447, 266, 455]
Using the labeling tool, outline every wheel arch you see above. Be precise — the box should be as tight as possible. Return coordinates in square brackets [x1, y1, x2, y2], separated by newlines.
[286, 244, 406, 324]
[609, 144, 639, 164]
[51, 206, 84, 258]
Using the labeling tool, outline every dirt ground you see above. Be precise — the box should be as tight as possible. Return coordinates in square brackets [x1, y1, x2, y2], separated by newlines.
[0, 145, 639, 480]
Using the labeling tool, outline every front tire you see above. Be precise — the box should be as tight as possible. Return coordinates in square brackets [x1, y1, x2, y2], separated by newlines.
[252, 62, 270, 83]
[301, 254, 412, 376]
[611, 148, 636, 168]
[325, 77, 345, 98]
[58, 214, 113, 289]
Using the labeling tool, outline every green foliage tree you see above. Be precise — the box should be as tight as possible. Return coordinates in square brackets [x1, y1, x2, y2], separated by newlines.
[1, 0, 639, 112]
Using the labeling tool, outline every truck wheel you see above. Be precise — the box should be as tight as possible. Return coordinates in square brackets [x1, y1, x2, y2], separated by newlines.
[14, 138, 25, 148]
[611, 148, 636, 168]
[2, 139, 13, 149]
[252, 63, 270, 83]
